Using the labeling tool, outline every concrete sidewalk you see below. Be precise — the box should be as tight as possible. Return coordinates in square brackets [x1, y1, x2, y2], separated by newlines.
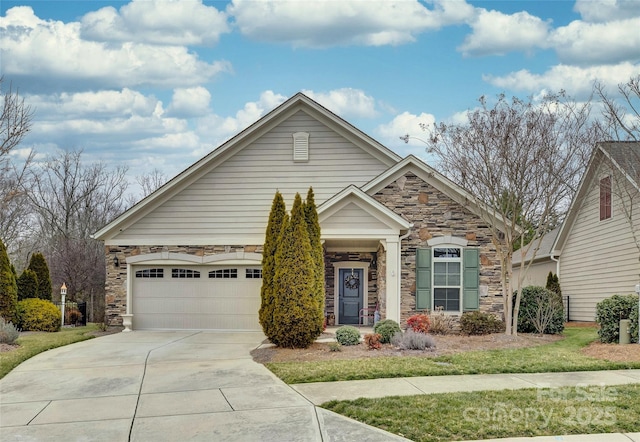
[292, 370, 640, 442]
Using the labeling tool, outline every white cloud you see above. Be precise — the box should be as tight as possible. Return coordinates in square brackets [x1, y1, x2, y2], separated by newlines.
[459, 9, 551, 57]
[80, 0, 230, 46]
[484, 62, 640, 97]
[301, 88, 378, 119]
[574, 0, 640, 22]
[196, 90, 288, 144]
[0, 6, 231, 92]
[550, 18, 640, 65]
[228, 0, 475, 48]
[376, 111, 435, 145]
[167, 87, 212, 118]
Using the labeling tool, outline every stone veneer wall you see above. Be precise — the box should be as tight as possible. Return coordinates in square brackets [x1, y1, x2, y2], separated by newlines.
[374, 172, 503, 325]
[324, 252, 378, 323]
[104, 245, 262, 325]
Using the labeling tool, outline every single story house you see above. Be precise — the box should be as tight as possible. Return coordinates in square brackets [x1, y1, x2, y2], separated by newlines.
[95, 93, 505, 331]
[551, 142, 640, 321]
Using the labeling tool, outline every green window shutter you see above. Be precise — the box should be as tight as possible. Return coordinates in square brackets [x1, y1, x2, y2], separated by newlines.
[416, 248, 431, 310]
[463, 248, 479, 311]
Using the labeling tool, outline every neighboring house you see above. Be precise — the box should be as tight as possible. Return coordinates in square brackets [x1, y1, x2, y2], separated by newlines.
[552, 142, 640, 321]
[95, 93, 505, 331]
[512, 227, 560, 288]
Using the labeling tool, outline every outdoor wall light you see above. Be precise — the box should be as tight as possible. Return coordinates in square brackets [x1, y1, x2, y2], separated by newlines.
[114, 256, 120, 268]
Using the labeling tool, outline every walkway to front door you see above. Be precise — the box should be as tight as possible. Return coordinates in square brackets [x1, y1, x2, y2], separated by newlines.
[338, 267, 363, 325]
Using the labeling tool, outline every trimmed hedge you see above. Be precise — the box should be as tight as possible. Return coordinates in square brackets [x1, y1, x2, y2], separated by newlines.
[335, 326, 360, 346]
[373, 319, 401, 344]
[460, 311, 504, 335]
[595, 294, 639, 344]
[17, 298, 61, 332]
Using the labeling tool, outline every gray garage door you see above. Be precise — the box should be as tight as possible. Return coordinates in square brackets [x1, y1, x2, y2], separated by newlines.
[132, 265, 262, 330]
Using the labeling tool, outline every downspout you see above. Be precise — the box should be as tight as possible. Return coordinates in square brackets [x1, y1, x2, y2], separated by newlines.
[550, 252, 560, 278]
[397, 225, 413, 323]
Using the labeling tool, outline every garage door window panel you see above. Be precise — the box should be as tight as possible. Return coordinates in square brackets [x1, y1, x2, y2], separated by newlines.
[246, 268, 262, 279]
[172, 269, 201, 278]
[209, 269, 238, 278]
[136, 268, 164, 278]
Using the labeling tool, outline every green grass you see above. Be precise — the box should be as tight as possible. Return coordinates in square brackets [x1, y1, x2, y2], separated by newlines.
[322, 384, 640, 442]
[267, 326, 640, 384]
[0, 324, 99, 379]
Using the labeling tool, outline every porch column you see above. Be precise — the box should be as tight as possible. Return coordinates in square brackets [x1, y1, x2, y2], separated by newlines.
[384, 237, 401, 323]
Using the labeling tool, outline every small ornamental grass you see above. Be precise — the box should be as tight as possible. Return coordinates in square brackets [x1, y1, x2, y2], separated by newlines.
[373, 319, 401, 344]
[335, 325, 360, 346]
[391, 329, 436, 350]
[0, 317, 20, 344]
[428, 306, 456, 335]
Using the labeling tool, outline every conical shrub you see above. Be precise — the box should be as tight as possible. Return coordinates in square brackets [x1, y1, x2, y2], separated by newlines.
[28, 253, 52, 300]
[0, 238, 18, 322]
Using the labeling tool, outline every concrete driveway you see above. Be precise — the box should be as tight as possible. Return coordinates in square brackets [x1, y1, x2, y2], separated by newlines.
[0, 331, 408, 442]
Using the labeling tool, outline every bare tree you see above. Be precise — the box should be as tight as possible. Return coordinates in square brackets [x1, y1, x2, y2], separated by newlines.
[0, 77, 35, 260]
[595, 75, 640, 141]
[137, 168, 168, 197]
[414, 92, 600, 335]
[26, 149, 129, 320]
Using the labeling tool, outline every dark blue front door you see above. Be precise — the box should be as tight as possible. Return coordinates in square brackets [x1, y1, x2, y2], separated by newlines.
[339, 268, 363, 325]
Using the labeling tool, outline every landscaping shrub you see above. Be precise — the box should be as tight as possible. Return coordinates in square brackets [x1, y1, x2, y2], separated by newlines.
[270, 193, 324, 348]
[16, 298, 61, 332]
[595, 294, 639, 344]
[517, 285, 564, 335]
[0, 317, 20, 344]
[328, 342, 342, 352]
[65, 308, 83, 325]
[460, 311, 504, 335]
[545, 271, 562, 296]
[391, 329, 436, 350]
[335, 325, 360, 346]
[364, 333, 382, 350]
[17, 269, 39, 300]
[428, 306, 456, 335]
[406, 313, 430, 334]
[0, 238, 18, 323]
[27, 252, 52, 301]
[373, 319, 401, 344]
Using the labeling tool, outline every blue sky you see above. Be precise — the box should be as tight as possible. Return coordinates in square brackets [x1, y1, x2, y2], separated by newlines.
[2, 0, 639, 191]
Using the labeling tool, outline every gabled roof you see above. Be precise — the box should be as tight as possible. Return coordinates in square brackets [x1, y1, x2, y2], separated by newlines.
[318, 184, 412, 236]
[362, 155, 509, 234]
[554, 141, 640, 252]
[94, 93, 402, 241]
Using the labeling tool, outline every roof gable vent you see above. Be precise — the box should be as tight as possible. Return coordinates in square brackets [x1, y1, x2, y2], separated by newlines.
[292, 132, 309, 162]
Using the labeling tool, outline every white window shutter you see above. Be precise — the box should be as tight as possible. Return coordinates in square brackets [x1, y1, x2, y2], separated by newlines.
[292, 132, 309, 162]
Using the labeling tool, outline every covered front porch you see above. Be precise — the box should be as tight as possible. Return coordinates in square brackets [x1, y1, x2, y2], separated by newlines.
[317, 185, 411, 326]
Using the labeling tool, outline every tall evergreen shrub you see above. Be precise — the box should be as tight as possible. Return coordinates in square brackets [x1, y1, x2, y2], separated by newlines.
[271, 193, 323, 348]
[304, 187, 325, 317]
[0, 238, 18, 322]
[28, 253, 52, 300]
[259, 191, 287, 338]
[17, 269, 39, 301]
[545, 271, 562, 296]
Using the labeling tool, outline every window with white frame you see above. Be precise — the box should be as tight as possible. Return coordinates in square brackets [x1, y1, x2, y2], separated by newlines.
[433, 247, 462, 312]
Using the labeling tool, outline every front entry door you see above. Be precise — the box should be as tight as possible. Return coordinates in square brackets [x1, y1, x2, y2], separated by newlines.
[338, 268, 364, 325]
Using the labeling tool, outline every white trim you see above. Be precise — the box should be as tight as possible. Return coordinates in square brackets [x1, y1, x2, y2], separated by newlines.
[427, 236, 469, 247]
[431, 245, 463, 314]
[126, 252, 262, 265]
[333, 262, 369, 325]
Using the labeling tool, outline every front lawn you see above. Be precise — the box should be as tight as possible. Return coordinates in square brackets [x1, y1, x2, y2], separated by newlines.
[0, 324, 99, 379]
[323, 384, 640, 442]
[267, 326, 640, 384]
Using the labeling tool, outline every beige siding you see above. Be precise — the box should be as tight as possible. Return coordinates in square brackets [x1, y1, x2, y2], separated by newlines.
[513, 259, 557, 288]
[322, 202, 389, 231]
[560, 165, 640, 321]
[114, 111, 391, 243]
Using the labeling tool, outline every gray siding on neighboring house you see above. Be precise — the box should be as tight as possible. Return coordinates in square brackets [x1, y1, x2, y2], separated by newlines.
[560, 163, 639, 321]
[112, 111, 392, 244]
